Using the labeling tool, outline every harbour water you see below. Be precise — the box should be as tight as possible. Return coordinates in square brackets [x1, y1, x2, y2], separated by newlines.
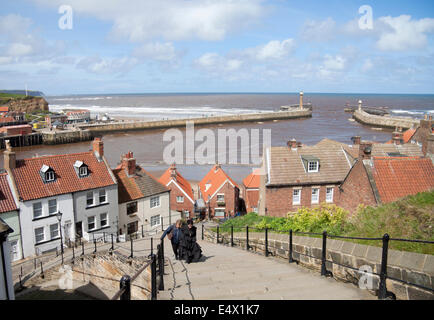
[5, 93, 434, 183]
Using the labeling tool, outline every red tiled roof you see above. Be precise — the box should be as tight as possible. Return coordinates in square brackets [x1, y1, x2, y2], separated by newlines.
[385, 128, 417, 144]
[371, 157, 434, 203]
[0, 107, 9, 112]
[159, 167, 194, 202]
[199, 165, 238, 201]
[11, 152, 116, 201]
[0, 173, 18, 213]
[0, 117, 15, 123]
[243, 168, 261, 189]
[113, 165, 169, 204]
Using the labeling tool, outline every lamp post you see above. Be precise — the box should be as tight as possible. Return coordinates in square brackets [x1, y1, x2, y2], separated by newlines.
[56, 212, 64, 264]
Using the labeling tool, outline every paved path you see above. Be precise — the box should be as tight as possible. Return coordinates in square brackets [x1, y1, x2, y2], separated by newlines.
[159, 238, 375, 300]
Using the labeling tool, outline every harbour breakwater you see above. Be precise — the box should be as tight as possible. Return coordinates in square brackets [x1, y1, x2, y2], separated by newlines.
[353, 110, 420, 130]
[77, 108, 312, 135]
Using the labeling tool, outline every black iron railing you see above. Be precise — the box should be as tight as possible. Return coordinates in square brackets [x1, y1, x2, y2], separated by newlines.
[204, 224, 434, 300]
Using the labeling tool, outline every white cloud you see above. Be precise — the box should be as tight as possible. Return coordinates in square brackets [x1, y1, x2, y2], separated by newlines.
[132, 42, 178, 62]
[361, 59, 373, 72]
[32, 0, 265, 42]
[0, 14, 32, 37]
[301, 17, 336, 42]
[7, 43, 34, 56]
[255, 39, 295, 60]
[76, 56, 139, 74]
[323, 54, 346, 71]
[376, 15, 434, 51]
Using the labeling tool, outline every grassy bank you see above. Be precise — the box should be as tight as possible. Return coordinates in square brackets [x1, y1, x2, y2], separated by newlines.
[218, 191, 434, 254]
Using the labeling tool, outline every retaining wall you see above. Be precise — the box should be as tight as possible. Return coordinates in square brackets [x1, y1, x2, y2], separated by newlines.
[353, 110, 420, 129]
[204, 229, 434, 300]
[42, 129, 93, 145]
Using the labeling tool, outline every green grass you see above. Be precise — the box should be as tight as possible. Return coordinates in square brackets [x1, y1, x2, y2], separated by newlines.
[218, 191, 434, 254]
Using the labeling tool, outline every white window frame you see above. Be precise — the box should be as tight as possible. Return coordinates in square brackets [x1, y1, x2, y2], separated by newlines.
[33, 202, 43, 219]
[150, 215, 161, 227]
[88, 216, 96, 231]
[150, 196, 160, 208]
[48, 199, 57, 215]
[216, 194, 225, 202]
[293, 189, 301, 205]
[99, 189, 107, 204]
[79, 166, 88, 177]
[176, 196, 184, 203]
[50, 223, 60, 239]
[35, 227, 45, 244]
[86, 191, 94, 206]
[311, 188, 320, 204]
[308, 161, 319, 173]
[326, 187, 334, 203]
[45, 171, 55, 182]
[100, 213, 108, 227]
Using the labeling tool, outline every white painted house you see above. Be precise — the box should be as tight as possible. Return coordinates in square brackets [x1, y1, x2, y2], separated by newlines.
[0, 218, 14, 300]
[4, 138, 118, 259]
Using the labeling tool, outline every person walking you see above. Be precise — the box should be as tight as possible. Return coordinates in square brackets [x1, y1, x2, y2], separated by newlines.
[161, 220, 183, 260]
[180, 219, 202, 264]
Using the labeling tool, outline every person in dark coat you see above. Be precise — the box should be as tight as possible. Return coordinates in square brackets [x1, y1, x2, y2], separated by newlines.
[161, 220, 182, 260]
[179, 219, 202, 264]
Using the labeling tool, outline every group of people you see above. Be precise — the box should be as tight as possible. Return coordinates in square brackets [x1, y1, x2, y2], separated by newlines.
[161, 219, 202, 264]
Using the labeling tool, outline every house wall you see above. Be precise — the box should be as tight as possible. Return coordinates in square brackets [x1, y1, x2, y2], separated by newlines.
[207, 181, 239, 219]
[0, 211, 21, 261]
[166, 180, 194, 218]
[264, 185, 339, 217]
[119, 191, 170, 235]
[73, 184, 118, 241]
[20, 193, 74, 258]
[0, 239, 15, 300]
[337, 161, 377, 213]
[245, 189, 259, 213]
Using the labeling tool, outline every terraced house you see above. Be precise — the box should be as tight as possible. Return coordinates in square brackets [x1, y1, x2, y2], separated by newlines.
[3, 138, 118, 259]
[113, 151, 171, 237]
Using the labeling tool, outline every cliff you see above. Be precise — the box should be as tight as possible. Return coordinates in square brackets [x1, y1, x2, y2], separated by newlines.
[3, 96, 49, 113]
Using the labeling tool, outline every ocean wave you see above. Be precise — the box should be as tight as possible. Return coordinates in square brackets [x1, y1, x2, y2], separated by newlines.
[50, 96, 112, 101]
[391, 109, 433, 115]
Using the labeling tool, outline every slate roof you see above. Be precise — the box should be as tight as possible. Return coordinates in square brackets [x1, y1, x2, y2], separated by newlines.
[371, 143, 423, 157]
[113, 165, 169, 204]
[10, 152, 116, 201]
[266, 140, 353, 186]
[367, 157, 434, 203]
[159, 167, 194, 202]
[0, 173, 18, 213]
[199, 165, 238, 201]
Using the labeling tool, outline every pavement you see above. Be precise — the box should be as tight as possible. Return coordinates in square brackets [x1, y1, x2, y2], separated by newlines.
[158, 233, 376, 300]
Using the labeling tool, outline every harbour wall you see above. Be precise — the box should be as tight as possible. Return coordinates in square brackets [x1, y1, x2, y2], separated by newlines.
[42, 129, 93, 145]
[77, 109, 312, 134]
[353, 110, 420, 130]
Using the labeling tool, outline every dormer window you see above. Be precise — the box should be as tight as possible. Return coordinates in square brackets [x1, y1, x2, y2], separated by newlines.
[301, 156, 320, 173]
[40, 165, 56, 183]
[74, 160, 89, 178]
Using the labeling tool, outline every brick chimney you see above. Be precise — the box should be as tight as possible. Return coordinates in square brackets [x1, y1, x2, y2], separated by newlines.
[359, 140, 373, 160]
[426, 134, 434, 156]
[392, 128, 404, 145]
[92, 137, 104, 159]
[287, 138, 297, 150]
[3, 140, 16, 171]
[352, 136, 361, 145]
[358, 100, 362, 111]
[299, 91, 304, 110]
[122, 151, 136, 176]
[170, 163, 177, 181]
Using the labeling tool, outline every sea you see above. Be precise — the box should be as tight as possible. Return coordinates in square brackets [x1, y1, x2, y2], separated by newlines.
[6, 93, 434, 183]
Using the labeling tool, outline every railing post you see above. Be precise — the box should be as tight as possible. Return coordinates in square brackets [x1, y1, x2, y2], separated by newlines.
[378, 233, 390, 299]
[246, 226, 249, 250]
[151, 237, 153, 255]
[151, 254, 157, 300]
[81, 241, 85, 256]
[119, 275, 131, 300]
[321, 231, 332, 277]
[72, 245, 75, 264]
[289, 230, 295, 263]
[142, 225, 144, 238]
[265, 228, 269, 257]
[161, 217, 164, 231]
[93, 239, 97, 253]
[216, 226, 219, 244]
[157, 244, 164, 291]
[231, 225, 234, 247]
[40, 262, 44, 279]
[111, 234, 114, 252]
[130, 237, 134, 258]
[201, 224, 204, 240]
[103, 232, 106, 243]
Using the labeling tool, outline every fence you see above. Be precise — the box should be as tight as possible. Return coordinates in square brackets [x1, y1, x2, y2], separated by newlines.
[202, 224, 434, 300]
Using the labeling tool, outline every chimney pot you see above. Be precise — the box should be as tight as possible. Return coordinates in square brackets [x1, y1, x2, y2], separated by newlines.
[352, 136, 361, 145]
[3, 140, 16, 170]
[287, 139, 297, 149]
[92, 137, 104, 158]
[121, 151, 136, 176]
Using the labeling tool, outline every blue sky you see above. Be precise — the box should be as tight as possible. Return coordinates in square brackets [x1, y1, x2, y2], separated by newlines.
[0, 0, 434, 95]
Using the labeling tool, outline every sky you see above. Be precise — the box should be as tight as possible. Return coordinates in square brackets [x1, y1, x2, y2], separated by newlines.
[0, 0, 434, 95]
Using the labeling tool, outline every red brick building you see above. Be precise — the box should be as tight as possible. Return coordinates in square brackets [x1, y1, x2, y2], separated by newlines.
[243, 169, 261, 213]
[159, 164, 194, 219]
[0, 124, 32, 136]
[199, 164, 240, 219]
[339, 157, 434, 213]
[259, 138, 358, 217]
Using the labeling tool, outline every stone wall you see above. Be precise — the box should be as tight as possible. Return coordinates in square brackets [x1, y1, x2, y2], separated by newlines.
[203, 229, 434, 300]
[353, 110, 419, 129]
[42, 129, 93, 145]
[77, 109, 312, 134]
